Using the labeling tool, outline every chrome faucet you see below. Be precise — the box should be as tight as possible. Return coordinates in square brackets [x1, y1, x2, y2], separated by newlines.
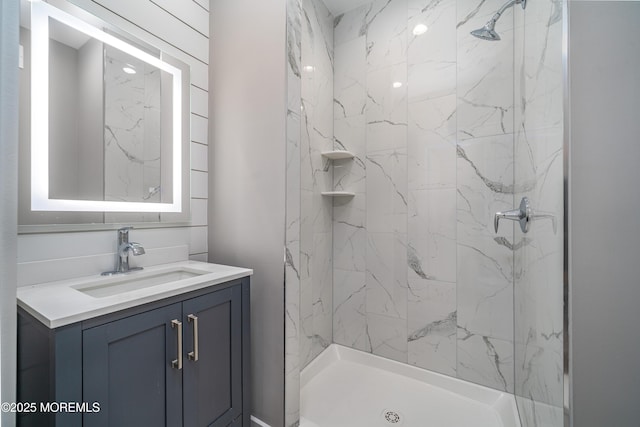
[102, 227, 146, 276]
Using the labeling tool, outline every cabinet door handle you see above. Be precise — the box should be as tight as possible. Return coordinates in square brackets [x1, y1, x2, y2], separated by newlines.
[187, 314, 199, 362]
[171, 319, 183, 370]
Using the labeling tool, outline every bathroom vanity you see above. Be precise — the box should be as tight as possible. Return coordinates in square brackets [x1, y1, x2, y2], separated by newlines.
[17, 261, 252, 427]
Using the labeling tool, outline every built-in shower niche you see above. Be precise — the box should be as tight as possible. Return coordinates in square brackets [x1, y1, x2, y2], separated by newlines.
[321, 150, 355, 197]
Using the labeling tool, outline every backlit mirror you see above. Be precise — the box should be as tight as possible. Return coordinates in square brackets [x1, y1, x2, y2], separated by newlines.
[19, 0, 190, 229]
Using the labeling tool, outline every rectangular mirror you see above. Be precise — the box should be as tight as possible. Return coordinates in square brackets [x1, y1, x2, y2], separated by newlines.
[19, 0, 191, 230]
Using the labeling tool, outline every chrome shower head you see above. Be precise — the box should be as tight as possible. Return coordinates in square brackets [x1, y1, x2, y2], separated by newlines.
[470, 0, 526, 41]
[470, 20, 501, 41]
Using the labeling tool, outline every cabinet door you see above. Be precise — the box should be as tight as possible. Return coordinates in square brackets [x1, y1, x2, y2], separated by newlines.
[82, 303, 183, 427]
[182, 285, 242, 427]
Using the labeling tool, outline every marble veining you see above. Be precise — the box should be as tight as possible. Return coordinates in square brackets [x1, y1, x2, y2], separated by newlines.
[365, 232, 408, 320]
[408, 97, 457, 191]
[287, 0, 303, 85]
[334, 4, 371, 45]
[367, 312, 408, 362]
[299, 0, 335, 371]
[365, 0, 408, 70]
[285, 0, 303, 424]
[456, 0, 488, 28]
[104, 47, 162, 204]
[407, 244, 435, 280]
[457, 328, 514, 392]
[333, 269, 370, 351]
[334, 37, 367, 119]
[409, 311, 456, 342]
[457, 145, 516, 194]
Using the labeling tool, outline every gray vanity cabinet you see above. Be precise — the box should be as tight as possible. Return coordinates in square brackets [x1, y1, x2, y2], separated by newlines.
[17, 278, 250, 427]
[182, 286, 243, 426]
[82, 303, 184, 427]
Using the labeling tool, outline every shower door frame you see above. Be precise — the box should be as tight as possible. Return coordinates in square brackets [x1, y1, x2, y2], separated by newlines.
[562, 0, 571, 423]
[509, 0, 572, 422]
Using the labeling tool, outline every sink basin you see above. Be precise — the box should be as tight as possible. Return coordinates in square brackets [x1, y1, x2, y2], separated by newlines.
[72, 267, 210, 298]
[17, 261, 253, 329]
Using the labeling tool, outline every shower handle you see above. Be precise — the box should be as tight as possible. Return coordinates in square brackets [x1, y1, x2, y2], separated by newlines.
[494, 197, 557, 234]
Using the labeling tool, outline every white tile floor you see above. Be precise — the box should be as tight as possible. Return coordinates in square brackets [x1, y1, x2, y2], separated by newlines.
[300, 345, 520, 427]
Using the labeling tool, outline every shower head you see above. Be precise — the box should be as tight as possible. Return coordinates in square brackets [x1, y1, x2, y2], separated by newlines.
[470, 0, 526, 41]
[470, 20, 501, 41]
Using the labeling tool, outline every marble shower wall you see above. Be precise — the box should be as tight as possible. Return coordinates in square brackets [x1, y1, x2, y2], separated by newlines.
[285, 0, 334, 425]
[331, 0, 525, 393]
[332, 0, 411, 361]
[285, 0, 302, 424]
[299, 0, 335, 369]
[512, 0, 564, 425]
[455, 0, 517, 392]
[406, 0, 458, 377]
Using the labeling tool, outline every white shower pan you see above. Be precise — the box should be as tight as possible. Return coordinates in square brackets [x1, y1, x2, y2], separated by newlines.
[300, 344, 521, 427]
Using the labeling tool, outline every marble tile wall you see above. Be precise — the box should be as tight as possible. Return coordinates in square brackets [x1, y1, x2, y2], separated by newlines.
[513, 0, 564, 425]
[332, 0, 411, 364]
[406, 0, 458, 377]
[330, 0, 539, 395]
[299, 0, 335, 370]
[285, 0, 334, 424]
[455, 0, 518, 391]
[286, 0, 563, 423]
[285, 0, 302, 424]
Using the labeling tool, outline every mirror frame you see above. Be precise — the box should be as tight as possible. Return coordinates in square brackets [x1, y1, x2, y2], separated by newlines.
[30, 0, 184, 213]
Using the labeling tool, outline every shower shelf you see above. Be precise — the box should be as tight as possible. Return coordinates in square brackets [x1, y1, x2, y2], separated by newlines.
[321, 191, 355, 197]
[322, 151, 355, 198]
[321, 150, 354, 160]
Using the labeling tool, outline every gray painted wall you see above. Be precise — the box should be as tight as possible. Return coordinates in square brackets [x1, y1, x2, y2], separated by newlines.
[570, 2, 640, 425]
[208, 0, 287, 425]
[0, 0, 19, 424]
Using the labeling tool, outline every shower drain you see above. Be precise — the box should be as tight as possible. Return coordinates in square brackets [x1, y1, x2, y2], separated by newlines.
[381, 409, 404, 425]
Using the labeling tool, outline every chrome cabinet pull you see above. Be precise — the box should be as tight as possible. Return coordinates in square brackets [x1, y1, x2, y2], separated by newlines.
[187, 314, 199, 362]
[494, 196, 557, 234]
[171, 319, 183, 370]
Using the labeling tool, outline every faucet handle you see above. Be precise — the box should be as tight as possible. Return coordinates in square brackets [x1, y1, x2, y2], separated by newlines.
[117, 226, 134, 246]
[117, 226, 133, 239]
[494, 197, 557, 234]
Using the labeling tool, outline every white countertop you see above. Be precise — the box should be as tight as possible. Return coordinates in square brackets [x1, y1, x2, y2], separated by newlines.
[17, 261, 253, 329]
